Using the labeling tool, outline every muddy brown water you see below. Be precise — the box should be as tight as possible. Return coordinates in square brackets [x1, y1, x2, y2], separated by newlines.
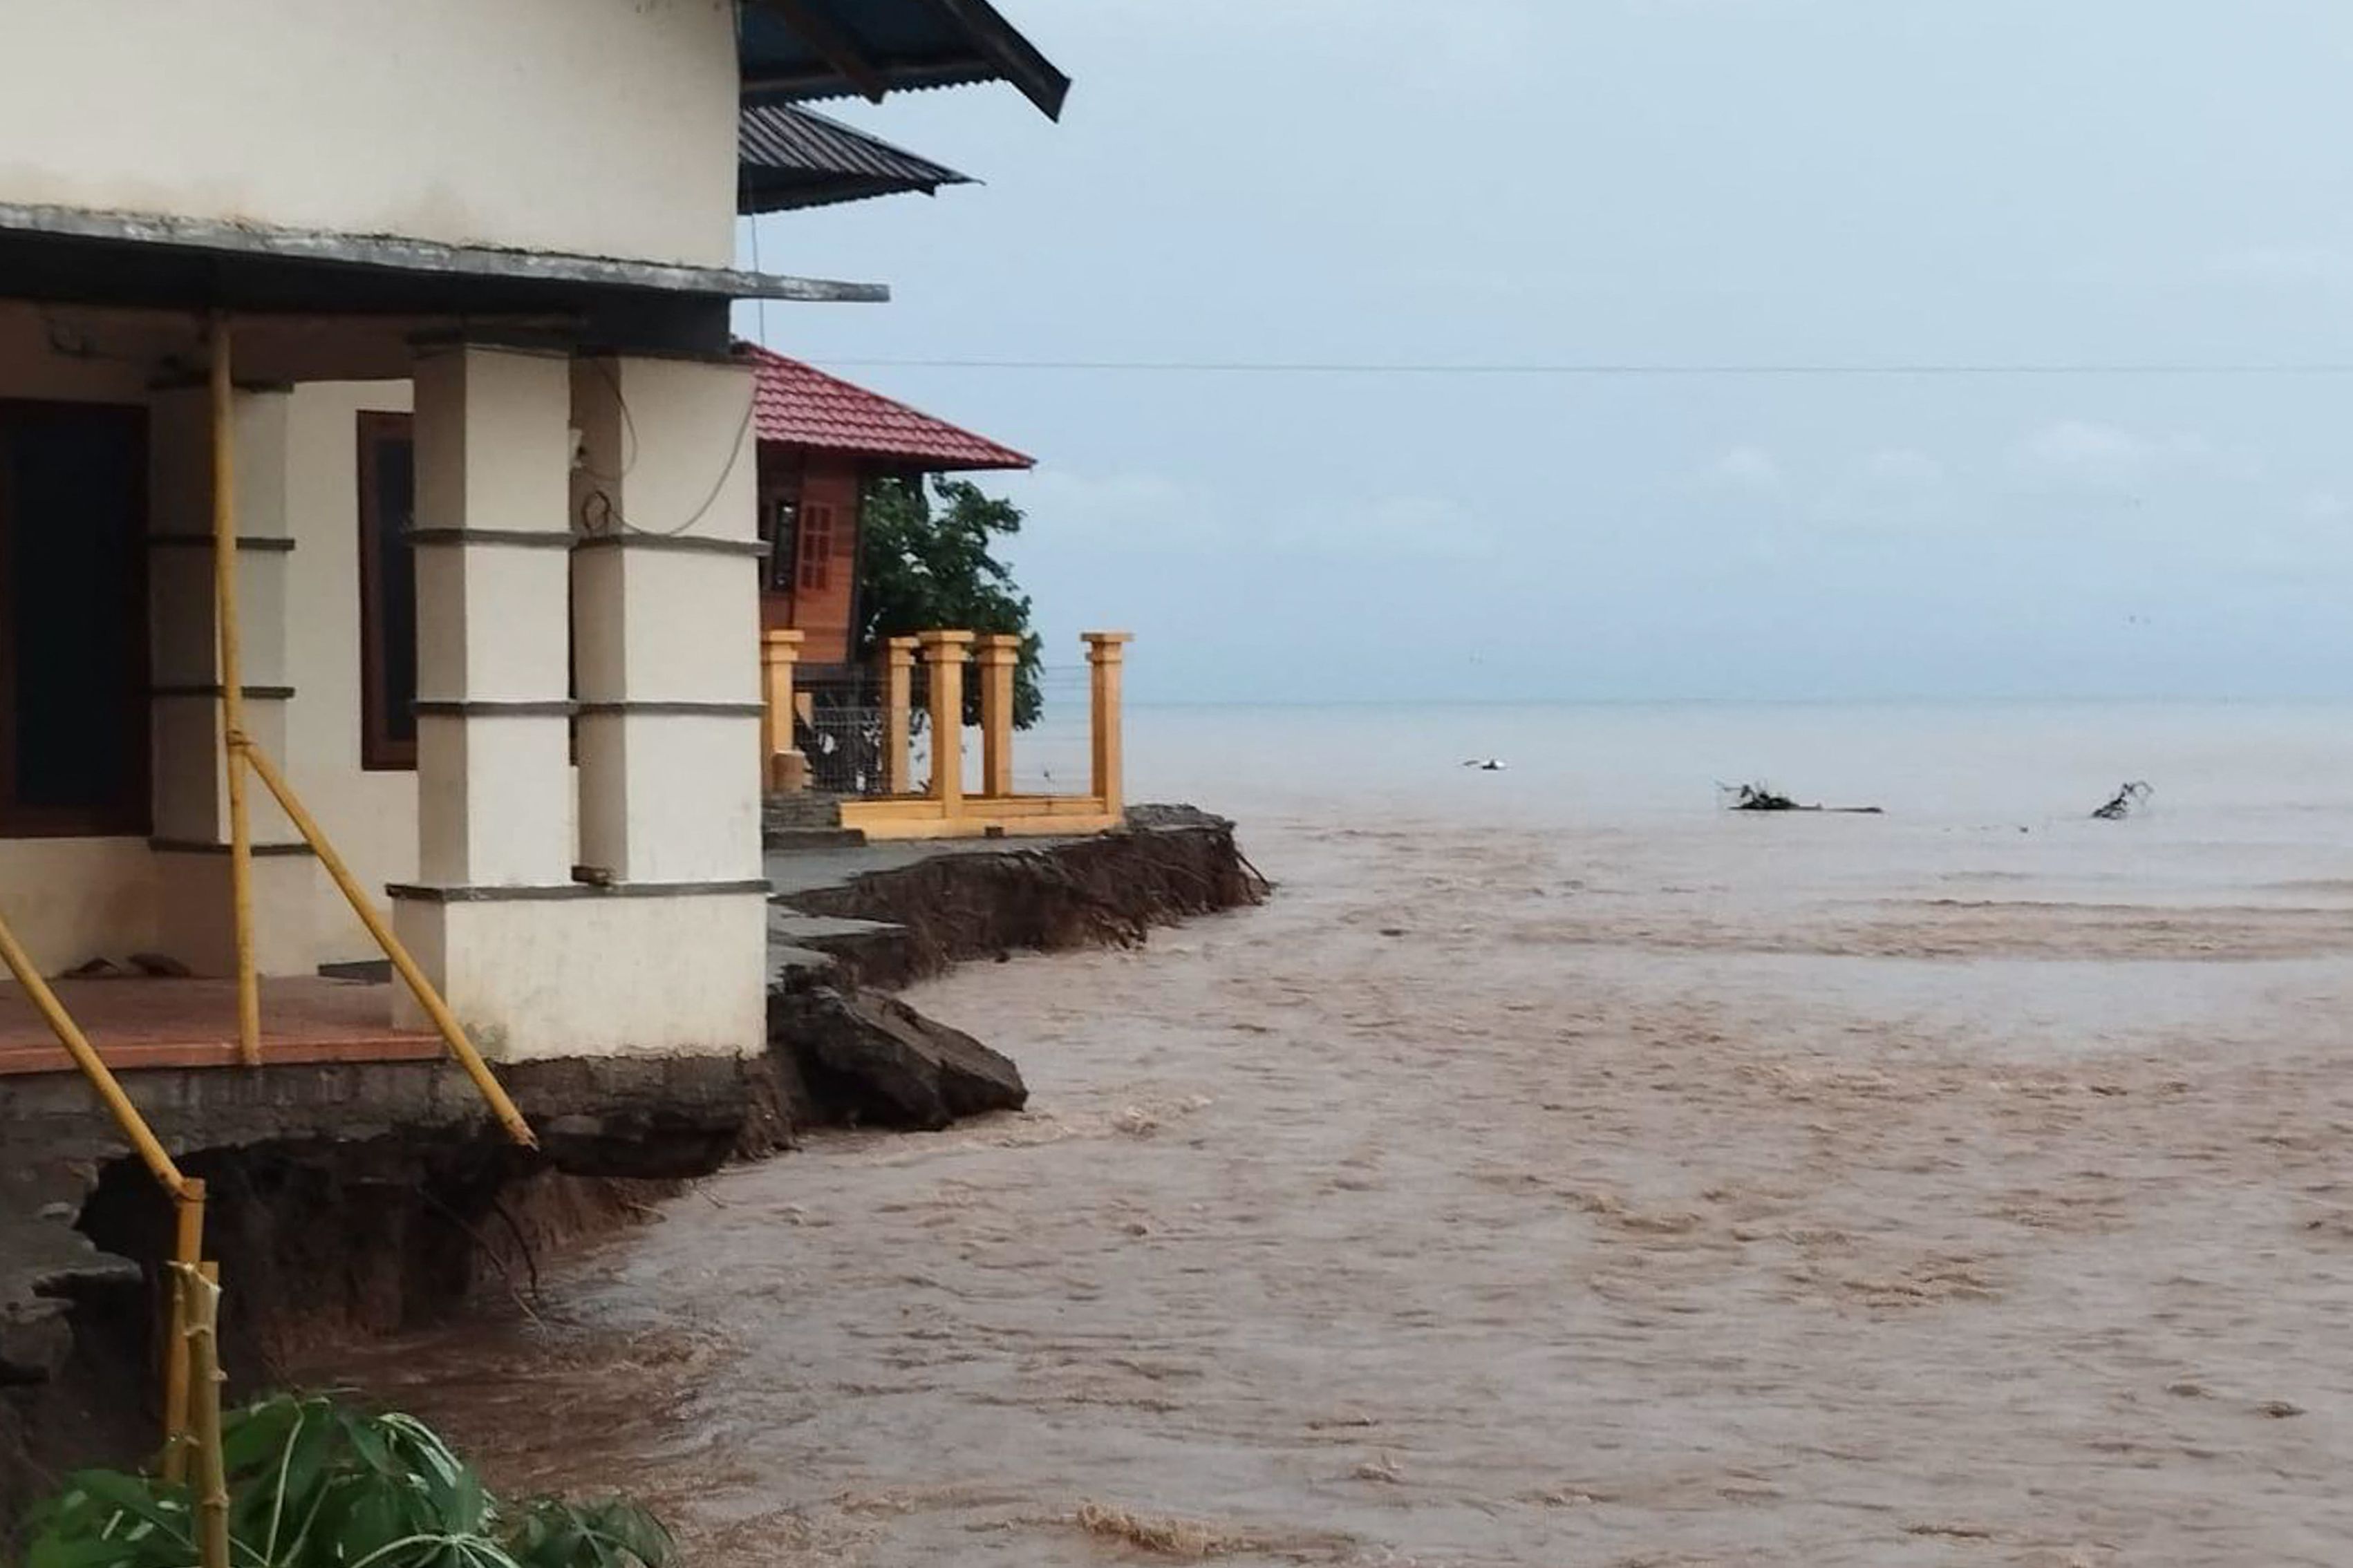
[326, 706, 2353, 1566]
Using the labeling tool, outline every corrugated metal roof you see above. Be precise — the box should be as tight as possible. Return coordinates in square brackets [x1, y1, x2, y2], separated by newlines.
[739, 104, 973, 214]
[747, 343, 1032, 471]
[738, 0, 1069, 120]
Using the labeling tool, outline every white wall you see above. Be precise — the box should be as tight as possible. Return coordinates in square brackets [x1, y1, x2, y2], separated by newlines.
[0, 0, 740, 267]
[395, 894, 767, 1061]
[285, 381, 420, 963]
[286, 377, 590, 965]
[0, 842, 157, 974]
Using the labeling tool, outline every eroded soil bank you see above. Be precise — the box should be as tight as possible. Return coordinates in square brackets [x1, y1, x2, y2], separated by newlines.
[0, 811, 1262, 1536]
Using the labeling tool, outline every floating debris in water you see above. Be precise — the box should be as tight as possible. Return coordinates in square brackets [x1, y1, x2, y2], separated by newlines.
[1718, 782, 1884, 815]
[2091, 780, 2153, 820]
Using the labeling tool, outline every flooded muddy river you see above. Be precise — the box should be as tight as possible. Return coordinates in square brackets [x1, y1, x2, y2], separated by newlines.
[333, 705, 2353, 1566]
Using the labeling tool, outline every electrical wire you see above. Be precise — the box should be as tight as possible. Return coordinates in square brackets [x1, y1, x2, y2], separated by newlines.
[804, 357, 2353, 378]
[576, 375, 757, 540]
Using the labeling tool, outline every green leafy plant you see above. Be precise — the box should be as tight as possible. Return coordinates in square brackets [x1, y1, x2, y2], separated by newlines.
[16, 1395, 670, 1568]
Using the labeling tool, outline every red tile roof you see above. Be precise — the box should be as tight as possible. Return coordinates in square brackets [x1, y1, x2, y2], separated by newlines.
[744, 344, 1033, 472]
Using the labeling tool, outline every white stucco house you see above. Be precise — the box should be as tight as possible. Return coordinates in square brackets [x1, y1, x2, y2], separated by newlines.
[0, 1, 1067, 1068]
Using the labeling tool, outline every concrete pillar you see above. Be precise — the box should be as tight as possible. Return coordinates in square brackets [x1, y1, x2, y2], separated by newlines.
[389, 348, 766, 1063]
[1085, 632, 1134, 812]
[570, 353, 764, 882]
[147, 382, 315, 975]
[919, 631, 974, 817]
[975, 633, 1020, 798]
[388, 343, 579, 1059]
[406, 343, 576, 887]
[881, 636, 917, 795]
[760, 628, 806, 793]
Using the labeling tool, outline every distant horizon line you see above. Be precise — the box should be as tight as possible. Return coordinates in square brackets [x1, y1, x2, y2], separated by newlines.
[1117, 693, 2353, 710]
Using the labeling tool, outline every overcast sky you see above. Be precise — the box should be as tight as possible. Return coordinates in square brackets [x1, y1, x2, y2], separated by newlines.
[741, 1, 2353, 705]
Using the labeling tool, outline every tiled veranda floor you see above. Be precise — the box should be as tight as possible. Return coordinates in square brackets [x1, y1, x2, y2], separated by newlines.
[0, 976, 439, 1077]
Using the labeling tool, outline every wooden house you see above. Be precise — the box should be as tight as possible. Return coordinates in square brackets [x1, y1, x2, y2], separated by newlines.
[749, 346, 1033, 677]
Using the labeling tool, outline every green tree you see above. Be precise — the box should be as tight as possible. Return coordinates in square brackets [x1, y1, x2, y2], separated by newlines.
[855, 475, 1043, 728]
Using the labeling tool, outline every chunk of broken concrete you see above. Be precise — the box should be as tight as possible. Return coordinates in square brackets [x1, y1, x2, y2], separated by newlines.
[768, 984, 1025, 1131]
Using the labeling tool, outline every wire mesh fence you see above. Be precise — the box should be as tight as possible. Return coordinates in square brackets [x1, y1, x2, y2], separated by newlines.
[791, 661, 1098, 800]
[795, 674, 897, 797]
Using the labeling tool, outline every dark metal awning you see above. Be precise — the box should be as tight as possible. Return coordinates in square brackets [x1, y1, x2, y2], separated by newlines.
[739, 0, 1069, 120]
[739, 104, 974, 214]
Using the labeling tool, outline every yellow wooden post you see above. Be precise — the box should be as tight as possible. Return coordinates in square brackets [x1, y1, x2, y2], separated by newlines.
[209, 318, 261, 1066]
[760, 629, 805, 792]
[1083, 632, 1134, 813]
[159, 1179, 207, 1483]
[881, 636, 918, 795]
[918, 631, 975, 819]
[241, 742, 537, 1150]
[975, 634, 1020, 798]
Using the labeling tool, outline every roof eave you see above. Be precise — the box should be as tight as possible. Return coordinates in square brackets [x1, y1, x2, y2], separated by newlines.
[739, 0, 1070, 121]
[916, 0, 1071, 120]
[760, 436, 1034, 473]
[738, 175, 962, 214]
[0, 201, 888, 305]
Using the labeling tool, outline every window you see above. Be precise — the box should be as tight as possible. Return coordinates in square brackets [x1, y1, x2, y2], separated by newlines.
[356, 412, 417, 771]
[797, 502, 836, 593]
[0, 400, 149, 837]
[357, 412, 577, 771]
[760, 472, 801, 596]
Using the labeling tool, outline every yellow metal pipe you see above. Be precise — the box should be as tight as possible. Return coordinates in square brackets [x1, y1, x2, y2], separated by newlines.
[0, 909, 187, 1196]
[239, 741, 537, 1150]
[209, 317, 261, 1067]
[158, 1180, 207, 1484]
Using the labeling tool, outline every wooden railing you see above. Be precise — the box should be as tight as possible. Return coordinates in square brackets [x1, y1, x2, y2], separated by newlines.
[762, 630, 1132, 840]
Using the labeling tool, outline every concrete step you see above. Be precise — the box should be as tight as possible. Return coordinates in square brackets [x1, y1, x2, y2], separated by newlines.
[764, 826, 868, 853]
[763, 791, 850, 833]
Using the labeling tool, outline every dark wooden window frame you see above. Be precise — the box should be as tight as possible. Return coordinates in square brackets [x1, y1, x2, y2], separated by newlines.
[356, 410, 416, 772]
[0, 397, 151, 839]
[760, 457, 803, 601]
[358, 411, 582, 773]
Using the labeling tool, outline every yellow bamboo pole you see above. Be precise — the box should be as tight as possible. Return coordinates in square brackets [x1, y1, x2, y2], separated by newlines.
[209, 317, 261, 1067]
[238, 742, 536, 1149]
[0, 911, 187, 1196]
[0, 905, 209, 1470]
[178, 1262, 230, 1568]
[158, 1180, 207, 1483]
